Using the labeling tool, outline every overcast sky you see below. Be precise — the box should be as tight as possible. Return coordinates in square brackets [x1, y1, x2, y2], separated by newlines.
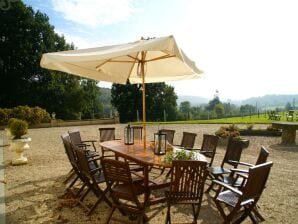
[24, 0, 298, 100]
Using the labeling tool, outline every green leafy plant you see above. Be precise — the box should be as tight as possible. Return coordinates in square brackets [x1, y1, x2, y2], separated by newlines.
[7, 118, 18, 129]
[164, 149, 195, 163]
[9, 119, 28, 139]
[215, 124, 240, 139]
[246, 124, 254, 130]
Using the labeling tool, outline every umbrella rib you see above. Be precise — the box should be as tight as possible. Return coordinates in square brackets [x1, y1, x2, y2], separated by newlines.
[96, 59, 135, 70]
[145, 54, 176, 62]
[127, 54, 141, 62]
[63, 61, 104, 75]
[127, 52, 140, 80]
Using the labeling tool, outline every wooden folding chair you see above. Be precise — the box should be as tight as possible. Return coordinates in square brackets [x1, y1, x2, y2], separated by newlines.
[178, 131, 197, 149]
[205, 138, 246, 193]
[197, 134, 219, 167]
[165, 160, 208, 224]
[98, 127, 117, 158]
[160, 129, 175, 144]
[213, 161, 273, 223]
[74, 146, 112, 215]
[101, 158, 149, 224]
[68, 129, 97, 152]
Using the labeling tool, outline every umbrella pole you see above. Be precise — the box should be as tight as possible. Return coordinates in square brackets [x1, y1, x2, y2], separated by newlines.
[141, 52, 146, 149]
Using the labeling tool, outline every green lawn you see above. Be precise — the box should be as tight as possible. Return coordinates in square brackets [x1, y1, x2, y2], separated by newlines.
[139, 113, 289, 125]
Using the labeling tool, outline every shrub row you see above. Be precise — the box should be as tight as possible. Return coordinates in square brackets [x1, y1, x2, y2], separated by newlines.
[0, 106, 51, 125]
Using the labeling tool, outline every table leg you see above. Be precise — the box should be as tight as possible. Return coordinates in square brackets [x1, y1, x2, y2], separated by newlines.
[143, 165, 150, 202]
[281, 127, 296, 144]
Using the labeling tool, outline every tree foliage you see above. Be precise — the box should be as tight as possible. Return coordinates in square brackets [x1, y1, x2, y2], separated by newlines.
[179, 101, 191, 120]
[111, 82, 177, 123]
[206, 96, 221, 111]
[0, 1, 102, 119]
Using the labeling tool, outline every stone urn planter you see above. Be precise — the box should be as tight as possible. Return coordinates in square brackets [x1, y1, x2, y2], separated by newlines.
[10, 137, 31, 165]
[218, 137, 250, 149]
[7, 118, 30, 165]
[4, 128, 12, 146]
[238, 138, 250, 148]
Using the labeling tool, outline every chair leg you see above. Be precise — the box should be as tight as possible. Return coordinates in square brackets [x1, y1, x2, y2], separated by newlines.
[87, 188, 112, 216]
[192, 204, 199, 223]
[76, 187, 90, 206]
[65, 175, 79, 191]
[165, 203, 171, 224]
[106, 206, 116, 224]
[165, 169, 172, 178]
[75, 183, 86, 197]
[63, 169, 76, 184]
[205, 181, 214, 193]
[252, 205, 265, 222]
[234, 206, 256, 224]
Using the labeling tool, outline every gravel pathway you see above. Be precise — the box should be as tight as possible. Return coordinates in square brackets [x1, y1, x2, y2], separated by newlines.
[2, 124, 298, 223]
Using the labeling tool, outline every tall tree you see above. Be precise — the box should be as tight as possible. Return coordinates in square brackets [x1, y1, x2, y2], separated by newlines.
[179, 101, 191, 120]
[111, 82, 141, 123]
[0, 1, 102, 119]
[80, 79, 103, 119]
[111, 82, 177, 123]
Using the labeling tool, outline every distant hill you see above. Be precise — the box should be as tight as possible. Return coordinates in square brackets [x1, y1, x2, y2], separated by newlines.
[177, 95, 209, 105]
[235, 94, 298, 109]
[100, 88, 298, 111]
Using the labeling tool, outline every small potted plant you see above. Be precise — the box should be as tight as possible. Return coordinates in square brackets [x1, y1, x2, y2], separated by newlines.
[215, 124, 249, 148]
[8, 118, 31, 165]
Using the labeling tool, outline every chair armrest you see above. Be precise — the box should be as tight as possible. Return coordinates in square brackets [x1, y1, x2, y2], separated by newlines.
[228, 160, 253, 167]
[230, 160, 254, 167]
[230, 168, 249, 174]
[115, 138, 121, 140]
[235, 172, 248, 179]
[82, 140, 97, 143]
[212, 180, 243, 196]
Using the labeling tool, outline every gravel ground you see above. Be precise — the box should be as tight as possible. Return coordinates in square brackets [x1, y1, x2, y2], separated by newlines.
[2, 123, 298, 223]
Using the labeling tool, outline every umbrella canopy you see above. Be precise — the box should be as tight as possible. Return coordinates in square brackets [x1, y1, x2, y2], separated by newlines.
[40, 35, 203, 147]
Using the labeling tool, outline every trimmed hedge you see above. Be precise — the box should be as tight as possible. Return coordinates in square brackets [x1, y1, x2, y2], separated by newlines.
[0, 106, 51, 125]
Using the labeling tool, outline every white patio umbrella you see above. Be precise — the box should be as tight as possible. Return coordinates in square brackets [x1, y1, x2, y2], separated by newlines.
[40, 35, 203, 148]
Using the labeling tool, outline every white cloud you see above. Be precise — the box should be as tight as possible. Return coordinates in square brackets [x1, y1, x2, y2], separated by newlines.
[55, 29, 118, 49]
[52, 0, 137, 27]
[170, 0, 298, 100]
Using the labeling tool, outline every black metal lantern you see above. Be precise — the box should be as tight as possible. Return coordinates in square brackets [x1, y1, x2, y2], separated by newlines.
[154, 131, 167, 155]
[124, 125, 134, 145]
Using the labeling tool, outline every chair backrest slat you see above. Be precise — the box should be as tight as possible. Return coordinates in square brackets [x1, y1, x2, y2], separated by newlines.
[242, 161, 273, 202]
[68, 129, 82, 145]
[171, 160, 207, 199]
[200, 134, 219, 166]
[180, 132, 197, 149]
[61, 133, 78, 168]
[256, 146, 269, 165]
[102, 159, 132, 183]
[98, 127, 115, 142]
[221, 138, 245, 167]
[160, 129, 175, 144]
[74, 145, 94, 180]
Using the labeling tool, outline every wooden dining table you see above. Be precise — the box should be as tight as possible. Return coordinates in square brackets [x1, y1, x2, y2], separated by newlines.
[99, 139, 206, 205]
